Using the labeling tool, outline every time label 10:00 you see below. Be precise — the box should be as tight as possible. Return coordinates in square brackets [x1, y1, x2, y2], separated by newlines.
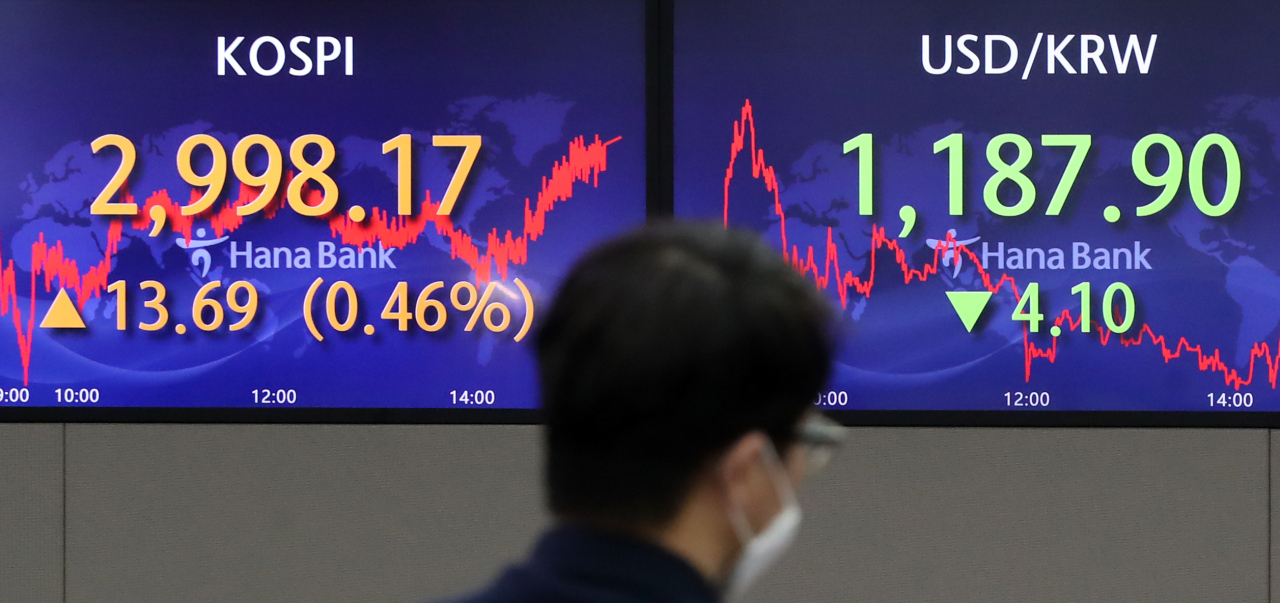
[87, 132, 480, 219]
[841, 132, 1240, 220]
[0, 388, 88, 403]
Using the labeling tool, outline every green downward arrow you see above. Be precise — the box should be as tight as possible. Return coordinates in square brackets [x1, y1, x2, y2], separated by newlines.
[946, 291, 992, 333]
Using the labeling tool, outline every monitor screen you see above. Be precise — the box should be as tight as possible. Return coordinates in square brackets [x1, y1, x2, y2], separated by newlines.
[0, 0, 645, 410]
[675, 0, 1280, 413]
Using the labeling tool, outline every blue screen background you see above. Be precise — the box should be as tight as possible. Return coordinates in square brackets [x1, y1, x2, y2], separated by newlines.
[0, 0, 646, 408]
[675, 0, 1280, 411]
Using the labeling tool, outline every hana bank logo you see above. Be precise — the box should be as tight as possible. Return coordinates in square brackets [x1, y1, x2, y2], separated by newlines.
[926, 229, 980, 278]
[177, 227, 229, 278]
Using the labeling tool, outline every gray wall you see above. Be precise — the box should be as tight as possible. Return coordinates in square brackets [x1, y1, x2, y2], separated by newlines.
[1, 424, 1274, 603]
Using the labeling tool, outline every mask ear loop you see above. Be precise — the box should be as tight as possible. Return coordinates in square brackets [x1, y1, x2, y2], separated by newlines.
[759, 438, 800, 509]
[728, 438, 799, 544]
[728, 500, 755, 543]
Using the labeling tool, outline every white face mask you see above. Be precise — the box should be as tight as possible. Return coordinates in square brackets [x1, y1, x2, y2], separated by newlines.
[724, 441, 802, 601]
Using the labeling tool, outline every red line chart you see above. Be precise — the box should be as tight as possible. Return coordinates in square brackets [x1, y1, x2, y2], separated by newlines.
[0, 134, 619, 384]
[723, 99, 1279, 390]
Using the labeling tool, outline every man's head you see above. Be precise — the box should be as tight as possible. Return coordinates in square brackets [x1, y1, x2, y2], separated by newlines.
[535, 221, 837, 589]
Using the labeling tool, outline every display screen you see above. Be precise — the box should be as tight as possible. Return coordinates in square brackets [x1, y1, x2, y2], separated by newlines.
[0, 0, 645, 409]
[676, 0, 1280, 412]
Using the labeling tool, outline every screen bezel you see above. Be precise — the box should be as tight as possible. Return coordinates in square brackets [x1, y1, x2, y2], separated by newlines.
[4, 407, 1280, 427]
[2, 0, 1272, 427]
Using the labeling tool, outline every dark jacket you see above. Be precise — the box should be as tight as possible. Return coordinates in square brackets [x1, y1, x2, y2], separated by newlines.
[447, 525, 719, 603]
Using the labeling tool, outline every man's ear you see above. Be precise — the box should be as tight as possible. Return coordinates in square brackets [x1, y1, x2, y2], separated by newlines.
[717, 431, 768, 510]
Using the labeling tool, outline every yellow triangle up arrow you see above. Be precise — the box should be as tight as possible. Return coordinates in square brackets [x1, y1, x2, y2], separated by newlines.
[40, 289, 85, 329]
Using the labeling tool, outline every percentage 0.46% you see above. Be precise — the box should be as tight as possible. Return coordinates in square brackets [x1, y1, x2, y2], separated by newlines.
[302, 278, 535, 342]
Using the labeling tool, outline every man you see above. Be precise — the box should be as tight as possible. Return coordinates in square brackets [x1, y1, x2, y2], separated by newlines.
[455, 222, 843, 603]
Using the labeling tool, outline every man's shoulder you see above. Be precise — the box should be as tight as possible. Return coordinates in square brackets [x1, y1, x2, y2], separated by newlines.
[429, 526, 719, 603]
[427, 567, 552, 603]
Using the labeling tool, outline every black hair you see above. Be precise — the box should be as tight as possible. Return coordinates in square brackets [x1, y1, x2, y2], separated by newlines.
[536, 221, 835, 528]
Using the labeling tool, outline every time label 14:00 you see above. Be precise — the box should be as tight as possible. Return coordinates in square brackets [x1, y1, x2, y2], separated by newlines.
[841, 132, 1240, 221]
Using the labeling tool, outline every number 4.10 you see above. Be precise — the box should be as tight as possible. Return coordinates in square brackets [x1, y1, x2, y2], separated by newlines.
[1012, 281, 1135, 334]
